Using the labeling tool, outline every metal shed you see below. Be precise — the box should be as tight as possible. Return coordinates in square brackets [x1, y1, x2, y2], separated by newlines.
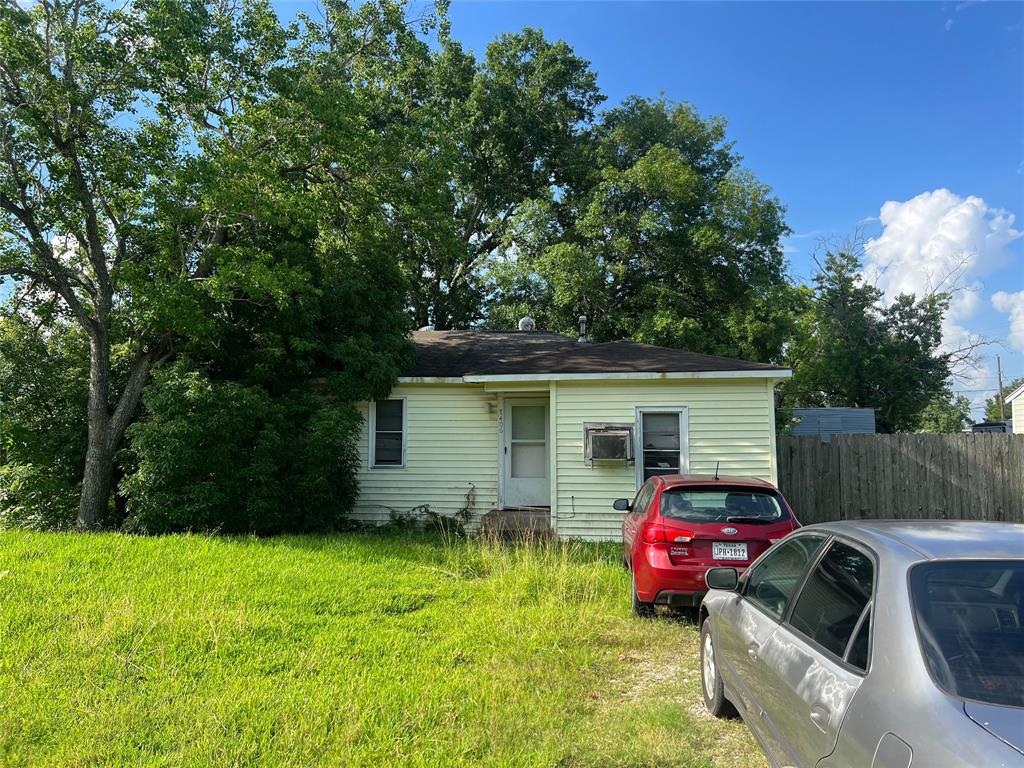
[791, 407, 876, 442]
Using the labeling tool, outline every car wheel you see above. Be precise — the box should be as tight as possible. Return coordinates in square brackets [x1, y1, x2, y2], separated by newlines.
[700, 618, 731, 717]
[631, 569, 656, 618]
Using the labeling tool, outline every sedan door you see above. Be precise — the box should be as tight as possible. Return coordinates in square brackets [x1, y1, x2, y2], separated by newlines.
[756, 539, 875, 768]
[715, 534, 828, 752]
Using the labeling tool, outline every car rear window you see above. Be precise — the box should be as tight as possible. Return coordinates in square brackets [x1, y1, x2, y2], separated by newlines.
[910, 560, 1024, 707]
[659, 486, 788, 524]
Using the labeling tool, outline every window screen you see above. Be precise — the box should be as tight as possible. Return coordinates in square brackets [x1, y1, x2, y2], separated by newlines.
[745, 535, 827, 619]
[509, 404, 546, 478]
[640, 412, 681, 480]
[373, 399, 404, 466]
[789, 542, 874, 660]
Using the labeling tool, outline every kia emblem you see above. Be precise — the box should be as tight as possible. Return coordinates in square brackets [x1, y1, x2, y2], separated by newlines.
[722, 527, 738, 535]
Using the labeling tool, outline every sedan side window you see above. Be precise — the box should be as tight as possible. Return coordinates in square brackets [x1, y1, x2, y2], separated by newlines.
[744, 535, 827, 619]
[789, 541, 875, 665]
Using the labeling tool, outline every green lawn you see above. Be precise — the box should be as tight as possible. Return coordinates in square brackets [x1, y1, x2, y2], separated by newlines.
[0, 531, 766, 768]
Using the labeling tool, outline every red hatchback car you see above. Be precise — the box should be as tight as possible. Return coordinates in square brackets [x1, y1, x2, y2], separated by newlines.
[617, 475, 800, 616]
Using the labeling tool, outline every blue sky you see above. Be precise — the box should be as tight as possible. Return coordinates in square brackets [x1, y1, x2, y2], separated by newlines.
[4, 1, 1021, 416]
[441, 0, 1024, 415]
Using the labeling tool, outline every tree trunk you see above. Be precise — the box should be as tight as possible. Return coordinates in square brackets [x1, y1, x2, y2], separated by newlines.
[77, 334, 112, 530]
[77, 335, 155, 530]
[78, 426, 114, 530]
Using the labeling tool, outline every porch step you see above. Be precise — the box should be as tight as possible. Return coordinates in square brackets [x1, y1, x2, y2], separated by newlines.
[480, 507, 553, 539]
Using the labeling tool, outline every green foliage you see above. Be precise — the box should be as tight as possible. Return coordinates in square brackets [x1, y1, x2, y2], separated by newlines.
[917, 388, 973, 433]
[121, 363, 363, 534]
[394, 27, 604, 329]
[487, 98, 794, 362]
[0, 0, 418, 527]
[780, 249, 953, 433]
[985, 376, 1024, 422]
[0, 530, 765, 766]
[0, 310, 89, 529]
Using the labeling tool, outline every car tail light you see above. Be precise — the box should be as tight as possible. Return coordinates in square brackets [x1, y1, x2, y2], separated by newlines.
[665, 528, 694, 543]
[641, 523, 694, 544]
[641, 523, 666, 543]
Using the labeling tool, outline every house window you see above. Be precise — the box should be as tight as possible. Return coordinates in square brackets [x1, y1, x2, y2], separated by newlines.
[635, 407, 688, 485]
[371, 399, 405, 468]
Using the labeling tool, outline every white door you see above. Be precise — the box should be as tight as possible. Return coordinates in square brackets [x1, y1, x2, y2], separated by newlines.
[502, 400, 550, 507]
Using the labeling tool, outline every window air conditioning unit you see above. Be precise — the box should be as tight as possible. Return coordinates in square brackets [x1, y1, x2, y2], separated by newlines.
[583, 423, 634, 466]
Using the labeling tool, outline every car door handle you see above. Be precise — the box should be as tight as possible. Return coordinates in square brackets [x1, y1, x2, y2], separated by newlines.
[747, 643, 759, 660]
[810, 705, 830, 732]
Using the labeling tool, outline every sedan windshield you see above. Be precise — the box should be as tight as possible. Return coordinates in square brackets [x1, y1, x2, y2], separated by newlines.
[910, 560, 1024, 707]
[659, 487, 788, 524]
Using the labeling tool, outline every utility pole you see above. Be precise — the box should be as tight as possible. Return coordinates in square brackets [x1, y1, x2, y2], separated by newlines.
[996, 355, 1006, 422]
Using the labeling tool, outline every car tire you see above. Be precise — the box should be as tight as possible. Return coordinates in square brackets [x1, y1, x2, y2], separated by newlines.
[631, 569, 656, 618]
[700, 618, 731, 717]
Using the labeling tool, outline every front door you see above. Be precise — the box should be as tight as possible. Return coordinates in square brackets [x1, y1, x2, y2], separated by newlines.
[502, 399, 550, 507]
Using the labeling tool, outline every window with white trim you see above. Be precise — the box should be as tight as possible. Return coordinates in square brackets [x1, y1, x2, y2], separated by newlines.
[370, 399, 405, 467]
[636, 407, 688, 484]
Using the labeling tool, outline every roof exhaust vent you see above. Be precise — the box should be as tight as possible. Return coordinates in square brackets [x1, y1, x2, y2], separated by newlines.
[518, 316, 537, 332]
[578, 315, 587, 343]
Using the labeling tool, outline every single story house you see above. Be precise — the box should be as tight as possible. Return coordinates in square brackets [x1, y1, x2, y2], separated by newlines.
[352, 327, 791, 539]
[1008, 382, 1024, 435]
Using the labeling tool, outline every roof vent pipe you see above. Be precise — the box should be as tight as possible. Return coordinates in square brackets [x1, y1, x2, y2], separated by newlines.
[518, 316, 537, 332]
[578, 315, 587, 343]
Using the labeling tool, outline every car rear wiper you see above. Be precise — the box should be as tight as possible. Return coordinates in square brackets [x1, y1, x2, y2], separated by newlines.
[726, 516, 772, 525]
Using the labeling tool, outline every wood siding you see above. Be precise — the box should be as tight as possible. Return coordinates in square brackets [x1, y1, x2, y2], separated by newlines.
[552, 378, 777, 540]
[1014, 397, 1023, 434]
[777, 434, 1024, 524]
[352, 384, 499, 524]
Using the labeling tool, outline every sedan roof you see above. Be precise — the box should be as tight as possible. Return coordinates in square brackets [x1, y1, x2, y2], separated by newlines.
[802, 520, 1024, 562]
[653, 475, 779, 490]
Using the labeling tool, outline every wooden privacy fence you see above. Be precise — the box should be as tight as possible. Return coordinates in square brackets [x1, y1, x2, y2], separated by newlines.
[776, 434, 1024, 524]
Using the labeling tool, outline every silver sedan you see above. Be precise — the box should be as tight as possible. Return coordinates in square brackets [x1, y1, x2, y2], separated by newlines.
[699, 520, 1024, 768]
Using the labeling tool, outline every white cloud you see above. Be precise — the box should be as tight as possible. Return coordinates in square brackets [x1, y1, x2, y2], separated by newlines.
[864, 188, 1021, 354]
[992, 290, 1024, 351]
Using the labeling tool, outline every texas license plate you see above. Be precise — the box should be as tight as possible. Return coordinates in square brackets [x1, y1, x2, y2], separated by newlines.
[713, 542, 748, 561]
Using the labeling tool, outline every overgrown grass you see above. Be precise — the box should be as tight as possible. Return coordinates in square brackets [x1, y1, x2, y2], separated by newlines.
[0, 531, 765, 767]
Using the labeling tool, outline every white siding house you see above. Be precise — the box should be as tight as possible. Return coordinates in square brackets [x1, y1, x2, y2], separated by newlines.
[352, 330, 790, 540]
[1008, 383, 1024, 435]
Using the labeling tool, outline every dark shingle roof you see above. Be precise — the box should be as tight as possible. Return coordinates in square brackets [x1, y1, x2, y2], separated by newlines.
[402, 330, 786, 378]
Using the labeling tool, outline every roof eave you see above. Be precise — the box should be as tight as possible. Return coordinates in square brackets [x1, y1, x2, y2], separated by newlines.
[1006, 382, 1024, 403]
[398, 369, 792, 384]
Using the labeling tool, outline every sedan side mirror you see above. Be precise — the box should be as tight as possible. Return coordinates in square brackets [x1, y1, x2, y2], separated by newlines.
[612, 498, 632, 512]
[706, 567, 739, 591]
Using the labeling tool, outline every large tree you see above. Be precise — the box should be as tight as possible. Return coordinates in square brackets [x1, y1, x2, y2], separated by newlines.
[486, 98, 797, 362]
[0, 0, 418, 528]
[780, 248, 960, 432]
[391, 28, 602, 330]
